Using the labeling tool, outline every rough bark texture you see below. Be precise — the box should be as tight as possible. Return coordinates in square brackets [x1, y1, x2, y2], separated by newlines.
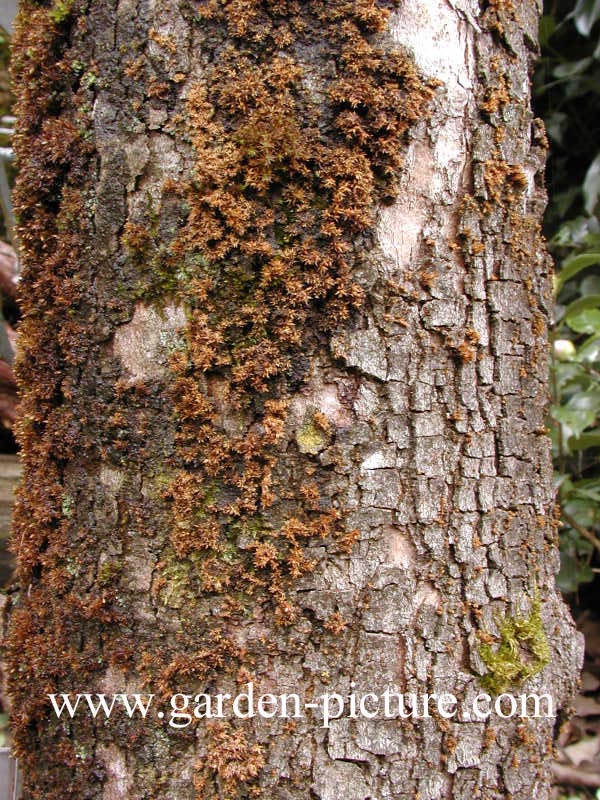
[3, 0, 583, 798]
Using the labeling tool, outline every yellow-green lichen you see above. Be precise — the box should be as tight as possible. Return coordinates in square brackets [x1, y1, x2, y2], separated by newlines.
[478, 591, 550, 694]
[296, 411, 331, 455]
[61, 493, 74, 518]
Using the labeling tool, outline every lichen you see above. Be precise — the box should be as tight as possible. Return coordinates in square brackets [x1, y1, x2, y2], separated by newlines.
[155, 555, 196, 608]
[61, 493, 74, 518]
[97, 559, 123, 587]
[478, 591, 550, 694]
[296, 410, 331, 455]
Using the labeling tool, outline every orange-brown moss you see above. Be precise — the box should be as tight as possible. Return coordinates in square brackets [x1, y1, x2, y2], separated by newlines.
[194, 722, 266, 800]
[483, 152, 528, 209]
[150, 4, 436, 788]
[481, 0, 516, 38]
[161, 0, 436, 624]
[6, 0, 437, 795]
[480, 58, 511, 116]
[3, 1, 118, 795]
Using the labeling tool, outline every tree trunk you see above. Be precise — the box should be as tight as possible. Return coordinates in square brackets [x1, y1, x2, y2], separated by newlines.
[4, 0, 583, 798]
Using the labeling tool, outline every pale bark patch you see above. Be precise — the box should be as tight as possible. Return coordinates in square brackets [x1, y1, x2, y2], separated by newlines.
[312, 759, 370, 800]
[377, 140, 434, 272]
[98, 665, 129, 694]
[289, 373, 354, 431]
[98, 745, 132, 800]
[112, 302, 187, 384]
[387, 529, 417, 569]
[378, 0, 476, 282]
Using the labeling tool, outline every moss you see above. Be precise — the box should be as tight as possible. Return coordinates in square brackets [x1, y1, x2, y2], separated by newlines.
[162, 1, 437, 637]
[7, 0, 439, 795]
[49, 0, 75, 25]
[195, 722, 266, 799]
[97, 560, 123, 586]
[65, 558, 80, 577]
[157, 556, 195, 609]
[478, 590, 550, 694]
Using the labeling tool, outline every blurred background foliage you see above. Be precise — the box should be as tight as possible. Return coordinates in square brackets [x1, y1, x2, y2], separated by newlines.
[536, 0, 600, 596]
[0, 28, 10, 121]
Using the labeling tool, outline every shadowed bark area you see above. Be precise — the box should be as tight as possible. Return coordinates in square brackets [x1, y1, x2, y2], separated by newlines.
[2, 0, 582, 798]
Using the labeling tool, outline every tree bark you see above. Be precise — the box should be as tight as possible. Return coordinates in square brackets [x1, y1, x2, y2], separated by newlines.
[4, 0, 583, 798]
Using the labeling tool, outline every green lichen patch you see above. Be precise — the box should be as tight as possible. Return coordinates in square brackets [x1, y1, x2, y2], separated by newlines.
[61, 493, 74, 518]
[296, 410, 331, 455]
[478, 592, 550, 695]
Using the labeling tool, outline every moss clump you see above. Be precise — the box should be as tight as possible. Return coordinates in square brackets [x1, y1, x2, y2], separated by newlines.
[156, 556, 195, 609]
[49, 0, 75, 25]
[162, 2, 437, 634]
[193, 721, 265, 797]
[478, 591, 550, 694]
[97, 560, 123, 586]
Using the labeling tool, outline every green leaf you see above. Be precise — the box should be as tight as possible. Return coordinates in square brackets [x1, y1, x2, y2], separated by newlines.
[556, 252, 600, 290]
[545, 111, 568, 145]
[568, 428, 600, 450]
[564, 497, 599, 528]
[574, 486, 600, 501]
[551, 216, 597, 247]
[553, 57, 593, 78]
[565, 308, 600, 334]
[557, 551, 594, 592]
[539, 14, 557, 46]
[567, 387, 600, 412]
[583, 153, 600, 214]
[570, 0, 600, 36]
[555, 472, 574, 492]
[554, 405, 596, 437]
[578, 335, 600, 362]
[580, 274, 600, 294]
[553, 360, 591, 393]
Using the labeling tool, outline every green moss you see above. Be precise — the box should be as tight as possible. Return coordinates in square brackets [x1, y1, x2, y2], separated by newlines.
[478, 590, 550, 694]
[219, 542, 238, 565]
[159, 558, 194, 609]
[73, 743, 89, 761]
[97, 560, 123, 586]
[147, 469, 179, 499]
[65, 558, 80, 577]
[49, 0, 75, 25]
